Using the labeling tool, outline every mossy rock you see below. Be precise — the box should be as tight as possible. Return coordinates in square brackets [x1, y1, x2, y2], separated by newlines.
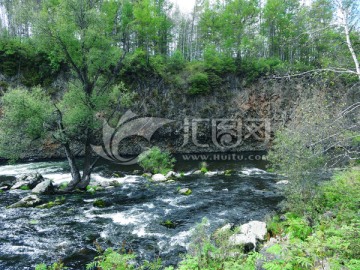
[36, 197, 65, 209]
[93, 199, 107, 208]
[161, 219, 177, 229]
[179, 188, 192, 196]
[20, 185, 30, 191]
[224, 170, 236, 176]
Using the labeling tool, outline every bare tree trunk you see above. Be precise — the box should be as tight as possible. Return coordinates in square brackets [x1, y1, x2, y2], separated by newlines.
[339, 2, 360, 80]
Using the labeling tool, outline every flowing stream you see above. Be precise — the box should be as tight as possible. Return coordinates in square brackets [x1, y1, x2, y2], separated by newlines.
[0, 154, 283, 269]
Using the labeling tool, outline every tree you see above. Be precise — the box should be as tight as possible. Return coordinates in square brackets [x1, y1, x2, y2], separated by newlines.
[268, 95, 360, 215]
[336, 0, 360, 80]
[0, 0, 130, 191]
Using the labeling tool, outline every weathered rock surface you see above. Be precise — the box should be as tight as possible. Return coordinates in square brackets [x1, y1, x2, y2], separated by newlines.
[229, 221, 267, 251]
[32, 180, 54, 194]
[8, 195, 42, 208]
[152, 174, 167, 182]
[178, 188, 192, 195]
[11, 174, 44, 190]
[165, 171, 176, 179]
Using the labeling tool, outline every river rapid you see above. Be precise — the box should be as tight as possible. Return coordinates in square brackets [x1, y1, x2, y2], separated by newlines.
[0, 154, 283, 269]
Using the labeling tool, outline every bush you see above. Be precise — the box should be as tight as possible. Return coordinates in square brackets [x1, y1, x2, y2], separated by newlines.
[167, 50, 186, 73]
[86, 248, 136, 270]
[187, 72, 209, 95]
[138, 147, 175, 174]
[268, 95, 358, 216]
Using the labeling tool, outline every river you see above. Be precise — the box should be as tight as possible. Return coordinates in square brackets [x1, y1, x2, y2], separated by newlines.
[0, 153, 283, 269]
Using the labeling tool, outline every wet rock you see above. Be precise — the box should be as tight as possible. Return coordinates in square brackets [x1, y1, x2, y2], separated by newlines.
[165, 171, 176, 179]
[229, 221, 267, 251]
[142, 173, 152, 178]
[193, 170, 202, 175]
[133, 170, 141, 175]
[178, 188, 192, 195]
[8, 195, 42, 208]
[204, 171, 218, 177]
[32, 180, 54, 194]
[11, 173, 44, 190]
[276, 180, 289, 185]
[152, 174, 167, 182]
[224, 169, 236, 176]
[0, 185, 10, 191]
[229, 233, 256, 251]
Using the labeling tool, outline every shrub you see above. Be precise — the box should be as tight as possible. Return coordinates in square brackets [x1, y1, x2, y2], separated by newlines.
[167, 50, 186, 73]
[138, 147, 175, 174]
[86, 248, 136, 270]
[187, 72, 209, 95]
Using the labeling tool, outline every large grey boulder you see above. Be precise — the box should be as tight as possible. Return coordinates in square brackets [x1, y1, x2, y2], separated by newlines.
[8, 195, 42, 208]
[229, 221, 267, 251]
[32, 180, 54, 194]
[152, 174, 167, 182]
[11, 173, 44, 190]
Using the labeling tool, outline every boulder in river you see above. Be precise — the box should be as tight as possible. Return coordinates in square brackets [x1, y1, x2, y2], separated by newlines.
[178, 188, 192, 195]
[229, 221, 267, 251]
[165, 171, 176, 179]
[152, 174, 167, 182]
[8, 195, 42, 208]
[11, 173, 44, 190]
[32, 180, 54, 195]
[204, 171, 218, 177]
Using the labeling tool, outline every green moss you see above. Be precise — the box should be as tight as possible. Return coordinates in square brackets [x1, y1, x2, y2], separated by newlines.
[29, 219, 39, 225]
[86, 185, 98, 194]
[161, 219, 176, 229]
[93, 199, 106, 208]
[58, 182, 68, 190]
[37, 197, 65, 209]
[20, 185, 30, 191]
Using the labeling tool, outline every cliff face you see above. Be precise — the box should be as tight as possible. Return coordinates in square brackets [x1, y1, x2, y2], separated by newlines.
[115, 74, 357, 155]
[1, 72, 358, 159]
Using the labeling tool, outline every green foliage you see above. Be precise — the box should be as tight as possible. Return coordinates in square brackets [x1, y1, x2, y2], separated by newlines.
[35, 262, 67, 270]
[138, 147, 175, 174]
[0, 87, 53, 161]
[86, 185, 99, 194]
[267, 95, 355, 216]
[200, 162, 208, 174]
[167, 50, 186, 73]
[262, 168, 360, 269]
[86, 248, 136, 270]
[187, 72, 209, 95]
[239, 58, 283, 83]
[0, 38, 60, 87]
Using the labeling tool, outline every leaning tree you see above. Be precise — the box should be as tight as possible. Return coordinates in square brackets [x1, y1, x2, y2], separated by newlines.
[0, 0, 131, 190]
